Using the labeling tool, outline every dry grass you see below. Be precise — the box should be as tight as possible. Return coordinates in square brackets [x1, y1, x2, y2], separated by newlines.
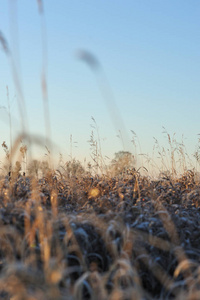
[0, 163, 199, 299]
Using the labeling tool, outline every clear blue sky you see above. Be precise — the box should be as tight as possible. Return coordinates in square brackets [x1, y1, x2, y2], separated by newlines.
[0, 0, 200, 171]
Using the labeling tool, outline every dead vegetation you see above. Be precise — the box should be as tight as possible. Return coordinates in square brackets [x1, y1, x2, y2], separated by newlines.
[0, 168, 199, 299]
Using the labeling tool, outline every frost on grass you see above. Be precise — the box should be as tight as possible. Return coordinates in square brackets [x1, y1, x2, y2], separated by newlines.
[0, 169, 199, 299]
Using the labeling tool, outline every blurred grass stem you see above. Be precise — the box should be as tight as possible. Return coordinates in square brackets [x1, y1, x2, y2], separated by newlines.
[78, 50, 131, 152]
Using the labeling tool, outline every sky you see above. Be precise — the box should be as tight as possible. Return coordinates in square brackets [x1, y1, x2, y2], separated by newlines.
[0, 0, 200, 173]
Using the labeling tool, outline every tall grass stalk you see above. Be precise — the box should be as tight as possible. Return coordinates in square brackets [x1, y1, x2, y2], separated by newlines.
[78, 50, 131, 152]
[36, 0, 52, 163]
